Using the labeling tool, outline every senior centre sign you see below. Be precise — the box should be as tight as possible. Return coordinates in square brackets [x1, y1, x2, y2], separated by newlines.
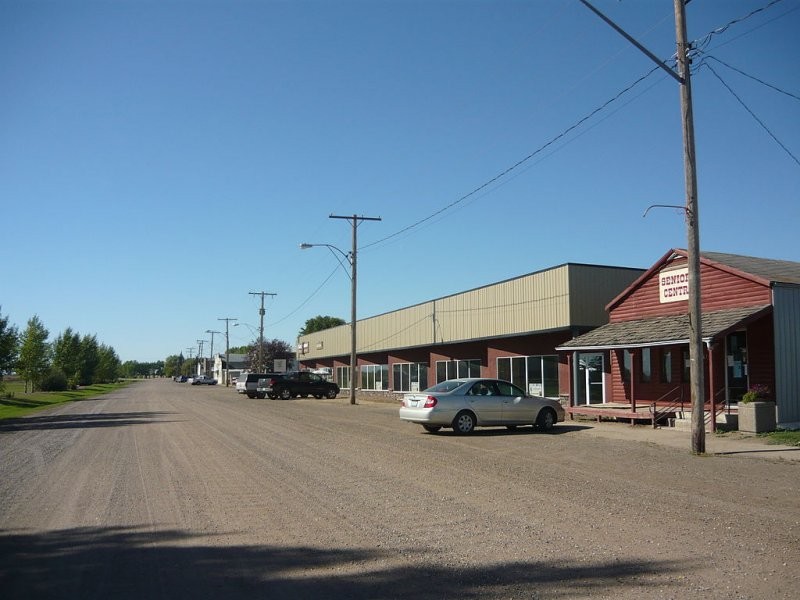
[659, 267, 689, 303]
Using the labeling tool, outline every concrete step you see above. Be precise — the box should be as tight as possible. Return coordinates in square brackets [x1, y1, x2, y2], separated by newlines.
[671, 410, 738, 432]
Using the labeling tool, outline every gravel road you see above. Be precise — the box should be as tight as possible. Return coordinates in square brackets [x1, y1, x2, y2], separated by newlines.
[1, 379, 797, 599]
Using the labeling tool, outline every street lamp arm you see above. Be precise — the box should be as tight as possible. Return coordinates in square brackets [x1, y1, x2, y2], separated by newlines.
[300, 242, 353, 279]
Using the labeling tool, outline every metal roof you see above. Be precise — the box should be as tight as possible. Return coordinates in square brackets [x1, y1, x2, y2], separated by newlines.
[556, 304, 771, 351]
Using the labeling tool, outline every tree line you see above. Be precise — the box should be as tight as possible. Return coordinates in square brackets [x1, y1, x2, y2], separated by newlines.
[0, 307, 121, 392]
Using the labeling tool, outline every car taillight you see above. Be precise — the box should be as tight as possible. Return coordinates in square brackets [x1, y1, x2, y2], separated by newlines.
[423, 396, 437, 408]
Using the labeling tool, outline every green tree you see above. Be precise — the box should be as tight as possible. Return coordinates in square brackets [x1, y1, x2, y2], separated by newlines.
[163, 354, 183, 378]
[78, 334, 100, 386]
[299, 315, 346, 336]
[17, 315, 50, 392]
[248, 339, 294, 372]
[180, 357, 195, 377]
[95, 344, 121, 383]
[0, 306, 19, 380]
[52, 327, 82, 388]
[227, 345, 251, 355]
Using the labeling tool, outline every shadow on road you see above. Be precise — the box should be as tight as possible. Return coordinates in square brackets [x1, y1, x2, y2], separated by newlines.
[424, 424, 593, 437]
[0, 526, 692, 599]
[0, 412, 178, 433]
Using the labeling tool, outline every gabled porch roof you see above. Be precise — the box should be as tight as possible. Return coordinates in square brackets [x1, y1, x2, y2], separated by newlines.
[556, 304, 771, 351]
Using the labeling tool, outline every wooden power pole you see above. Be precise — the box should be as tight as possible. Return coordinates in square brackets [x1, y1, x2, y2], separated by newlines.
[580, 0, 705, 453]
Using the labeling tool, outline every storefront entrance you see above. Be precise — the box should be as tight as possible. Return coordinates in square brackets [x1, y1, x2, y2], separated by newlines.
[575, 352, 605, 405]
[726, 331, 748, 402]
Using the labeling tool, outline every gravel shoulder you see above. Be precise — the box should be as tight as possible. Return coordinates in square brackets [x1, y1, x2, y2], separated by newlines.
[1, 379, 797, 599]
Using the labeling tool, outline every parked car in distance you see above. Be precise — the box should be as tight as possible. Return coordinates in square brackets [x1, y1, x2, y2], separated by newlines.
[173, 375, 188, 383]
[237, 372, 280, 398]
[189, 375, 217, 385]
[399, 378, 565, 434]
[257, 371, 339, 400]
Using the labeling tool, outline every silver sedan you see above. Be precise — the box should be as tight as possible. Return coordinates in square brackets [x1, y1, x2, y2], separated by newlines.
[399, 378, 565, 434]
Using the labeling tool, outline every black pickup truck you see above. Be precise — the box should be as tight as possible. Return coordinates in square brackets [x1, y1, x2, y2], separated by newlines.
[257, 371, 340, 400]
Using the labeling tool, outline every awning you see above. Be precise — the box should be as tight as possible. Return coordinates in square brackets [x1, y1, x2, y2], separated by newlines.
[556, 304, 771, 351]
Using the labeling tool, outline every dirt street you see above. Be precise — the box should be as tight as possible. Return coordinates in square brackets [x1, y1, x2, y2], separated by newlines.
[1, 379, 797, 599]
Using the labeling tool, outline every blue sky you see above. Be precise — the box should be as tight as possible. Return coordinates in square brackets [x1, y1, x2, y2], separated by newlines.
[2, 0, 798, 363]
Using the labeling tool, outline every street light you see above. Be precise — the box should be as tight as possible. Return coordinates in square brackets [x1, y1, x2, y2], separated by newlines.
[300, 242, 358, 405]
[301, 214, 381, 405]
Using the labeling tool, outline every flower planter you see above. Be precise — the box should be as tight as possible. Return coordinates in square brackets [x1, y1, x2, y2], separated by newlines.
[738, 401, 777, 433]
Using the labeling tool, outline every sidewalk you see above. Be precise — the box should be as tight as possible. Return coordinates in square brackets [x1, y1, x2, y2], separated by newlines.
[572, 419, 800, 461]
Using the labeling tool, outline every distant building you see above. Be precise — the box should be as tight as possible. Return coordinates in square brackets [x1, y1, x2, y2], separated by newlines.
[212, 353, 250, 385]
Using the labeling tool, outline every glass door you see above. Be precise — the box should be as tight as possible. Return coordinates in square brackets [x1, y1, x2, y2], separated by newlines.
[726, 331, 748, 402]
[576, 352, 605, 405]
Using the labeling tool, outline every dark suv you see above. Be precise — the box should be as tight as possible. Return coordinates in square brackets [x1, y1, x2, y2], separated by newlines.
[238, 373, 280, 399]
[258, 371, 339, 400]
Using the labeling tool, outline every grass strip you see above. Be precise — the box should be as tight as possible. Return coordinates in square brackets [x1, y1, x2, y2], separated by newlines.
[0, 380, 134, 420]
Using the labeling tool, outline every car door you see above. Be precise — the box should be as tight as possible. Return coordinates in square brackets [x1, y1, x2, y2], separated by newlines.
[465, 381, 504, 424]
[297, 372, 315, 396]
[497, 381, 532, 423]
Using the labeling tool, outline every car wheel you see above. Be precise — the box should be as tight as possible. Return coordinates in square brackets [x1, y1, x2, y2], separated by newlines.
[246, 393, 256, 399]
[313, 394, 323, 399]
[326, 389, 338, 399]
[536, 408, 556, 432]
[452, 411, 476, 435]
[256, 393, 266, 399]
[267, 393, 277, 399]
[279, 388, 292, 400]
[422, 425, 442, 433]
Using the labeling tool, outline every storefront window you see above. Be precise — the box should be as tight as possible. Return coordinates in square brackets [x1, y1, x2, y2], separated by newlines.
[436, 359, 480, 383]
[641, 348, 652, 383]
[622, 350, 632, 383]
[336, 366, 351, 390]
[496, 354, 559, 398]
[392, 362, 428, 392]
[361, 364, 388, 391]
[660, 350, 672, 384]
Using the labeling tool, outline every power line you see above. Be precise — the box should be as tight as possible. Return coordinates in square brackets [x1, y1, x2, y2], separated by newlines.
[702, 55, 800, 102]
[703, 62, 800, 168]
[692, 0, 787, 51]
[361, 64, 664, 251]
[266, 264, 340, 327]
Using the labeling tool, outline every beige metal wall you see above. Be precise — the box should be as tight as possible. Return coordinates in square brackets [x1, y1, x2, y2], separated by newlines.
[298, 264, 644, 361]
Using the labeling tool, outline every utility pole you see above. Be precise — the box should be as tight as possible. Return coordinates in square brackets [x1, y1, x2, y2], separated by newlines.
[249, 291, 276, 372]
[186, 347, 195, 375]
[218, 317, 238, 386]
[197, 339, 207, 374]
[206, 329, 221, 379]
[580, 0, 705, 453]
[330, 214, 382, 405]
[674, 0, 705, 455]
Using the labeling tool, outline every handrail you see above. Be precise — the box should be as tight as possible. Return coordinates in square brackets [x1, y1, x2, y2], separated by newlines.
[705, 388, 729, 430]
[649, 386, 685, 428]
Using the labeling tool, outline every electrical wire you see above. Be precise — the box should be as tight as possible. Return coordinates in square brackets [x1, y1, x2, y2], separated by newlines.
[702, 55, 800, 102]
[691, 0, 787, 52]
[703, 62, 800, 168]
[265, 264, 341, 328]
[267, 0, 798, 338]
[361, 63, 664, 252]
